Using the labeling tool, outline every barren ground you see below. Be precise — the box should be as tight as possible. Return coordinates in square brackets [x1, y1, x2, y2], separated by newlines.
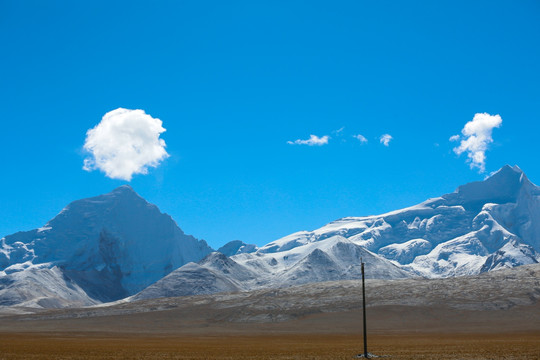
[1, 266, 539, 359]
[0, 305, 539, 359]
[0, 332, 539, 360]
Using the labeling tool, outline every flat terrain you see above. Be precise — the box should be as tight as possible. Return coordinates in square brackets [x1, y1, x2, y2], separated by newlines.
[0, 265, 539, 359]
[0, 305, 538, 360]
[0, 332, 539, 360]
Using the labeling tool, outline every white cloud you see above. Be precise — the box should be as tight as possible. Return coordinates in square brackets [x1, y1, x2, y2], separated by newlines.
[83, 108, 169, 181]
[379, 134, 393, 146]
[287, 134, 329, 146]
[353, 134, 368, 144]
[451, 112, 502, 173]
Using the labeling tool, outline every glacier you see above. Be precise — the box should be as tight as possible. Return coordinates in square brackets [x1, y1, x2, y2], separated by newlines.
[244, 165, 540, 279]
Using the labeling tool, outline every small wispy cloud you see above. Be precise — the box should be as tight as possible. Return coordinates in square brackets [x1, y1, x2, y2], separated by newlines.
[83, 108, 169, 181]
[353, 134, 368, 144]
[287, 134, 329, 146]
[451, 112, 502, 173]
[333, 127, 345, 136]
[379, 134, 393, 146]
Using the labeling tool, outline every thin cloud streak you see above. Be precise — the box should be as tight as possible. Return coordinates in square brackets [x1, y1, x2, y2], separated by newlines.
[353, 134, 368, 143]
[287, 134, 329, 146]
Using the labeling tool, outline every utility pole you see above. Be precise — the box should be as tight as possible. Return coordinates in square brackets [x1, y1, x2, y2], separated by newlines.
[362, 259, 368, 358]
[357, 259, 383, 359]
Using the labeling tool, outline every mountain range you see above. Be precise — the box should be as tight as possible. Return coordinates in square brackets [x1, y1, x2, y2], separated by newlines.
[0, 165, 539, 309]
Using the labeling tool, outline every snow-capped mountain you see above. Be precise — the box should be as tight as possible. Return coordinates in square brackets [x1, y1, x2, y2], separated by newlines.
[142, 165, 538, 301]
[1, 165, 539, 308]
[132, 236, 411, 300]
[0, 265, 98, 309]
[0, 186, 213, 304]
[247, 165, 540, 278]
[132, 252, 258, 300]
[233, 235, 410, 285]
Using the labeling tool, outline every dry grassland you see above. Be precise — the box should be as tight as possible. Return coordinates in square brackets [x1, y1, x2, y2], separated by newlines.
[0, 332, 539, 360]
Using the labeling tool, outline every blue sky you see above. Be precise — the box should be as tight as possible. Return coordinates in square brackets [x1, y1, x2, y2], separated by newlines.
[1, 1, 539, 249]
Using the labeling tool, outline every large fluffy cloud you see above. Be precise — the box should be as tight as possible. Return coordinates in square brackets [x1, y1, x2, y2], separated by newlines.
[451, 113, 502, 173]
[83, 108, 169, 181]
[287, 134, 329, 146]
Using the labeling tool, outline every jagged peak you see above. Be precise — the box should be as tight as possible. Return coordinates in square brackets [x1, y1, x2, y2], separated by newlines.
[200, 251, 230, 263]
[446, 165, 530, 206]
[90, 185, 149, 205]
[217, 240, 258, 256]
[109, 184, 140, 197]
[113, 184, 135, 191]
[488, 164, 523, 180]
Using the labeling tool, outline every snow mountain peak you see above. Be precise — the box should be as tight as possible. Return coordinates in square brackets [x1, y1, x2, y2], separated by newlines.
[447, 164, 531, 208]
[110, 184, 139, 196]
[0, 186, 213, 303]
[217, 240, 258, 256]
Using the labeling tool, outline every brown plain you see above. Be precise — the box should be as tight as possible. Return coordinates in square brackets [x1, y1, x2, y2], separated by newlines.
[1, 332, 539, 360]
[1, 265, 539, 359]
[0, 305, 539, 359]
